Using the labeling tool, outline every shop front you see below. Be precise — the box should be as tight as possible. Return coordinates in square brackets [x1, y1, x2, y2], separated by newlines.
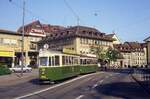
[0, 51, 15, 68]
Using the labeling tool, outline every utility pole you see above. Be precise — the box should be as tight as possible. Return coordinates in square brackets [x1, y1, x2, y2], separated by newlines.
[21, 0, 25, 76]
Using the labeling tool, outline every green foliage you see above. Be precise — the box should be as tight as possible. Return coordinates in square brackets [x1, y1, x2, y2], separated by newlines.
[90, 46, 107, 60]
[90, 46, 108, 65]
[90, 46, 122, 66]
[106, 47, 122, 63]
[0, 64, 11, 76]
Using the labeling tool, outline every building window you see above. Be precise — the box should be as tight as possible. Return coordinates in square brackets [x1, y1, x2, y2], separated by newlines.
[0, 38, 3, 44]
[30, 42, 37, 50]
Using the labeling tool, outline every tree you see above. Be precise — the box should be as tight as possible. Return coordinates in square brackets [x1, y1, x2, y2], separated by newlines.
[106, 47, 123, 66]
[91, 46, 123, 67]
[90, 46, 107, 66]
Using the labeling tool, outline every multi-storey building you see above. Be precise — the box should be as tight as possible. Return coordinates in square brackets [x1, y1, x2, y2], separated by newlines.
[0, 29, 42, 67]
[16, 20, 65, 67]
[0, 20, 58, 67]
[38, 26, 114, 57]
[107, 33, 121, 44]
[114, 42, 147, 68]
[144, 36, 150, 66]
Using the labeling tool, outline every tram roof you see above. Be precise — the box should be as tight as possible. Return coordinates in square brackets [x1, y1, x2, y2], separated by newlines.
[39, 49, 97, 58]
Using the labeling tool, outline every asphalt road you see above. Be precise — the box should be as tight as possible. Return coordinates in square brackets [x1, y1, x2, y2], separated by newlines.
[0, 69, 150, 99]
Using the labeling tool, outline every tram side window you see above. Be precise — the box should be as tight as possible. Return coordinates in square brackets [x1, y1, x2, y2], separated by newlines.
[55, 56, 60, 66]
[62, 56, 65, 65]
[80, 59, 83, 65]
[49, 57, 51, 66]
[39, 57, 47, 66]
[74, 57, 79, 65]
[52, 56, 55, 66]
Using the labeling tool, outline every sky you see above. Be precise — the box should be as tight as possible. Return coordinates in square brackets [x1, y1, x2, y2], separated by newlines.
[0, 0, 150, 42]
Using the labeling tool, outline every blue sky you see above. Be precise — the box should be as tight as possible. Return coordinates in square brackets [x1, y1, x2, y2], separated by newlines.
[0, 0, 150, 42]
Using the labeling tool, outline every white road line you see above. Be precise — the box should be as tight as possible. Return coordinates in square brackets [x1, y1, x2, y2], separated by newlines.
[15, 72, 100, 99]
[75, 95, 84, 99]
[99, 80, 103, 84]
[92, 84, 98, 89]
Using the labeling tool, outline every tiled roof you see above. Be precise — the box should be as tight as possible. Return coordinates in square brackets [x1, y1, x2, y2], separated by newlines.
[114, 42, 146, 52]
[17, 20, 42, 33]
[42, 24, 65, 35]
[17, 20, 65, 35]
[40, 25, 114, 42]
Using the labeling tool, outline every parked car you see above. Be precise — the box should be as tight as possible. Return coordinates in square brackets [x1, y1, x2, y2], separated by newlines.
[9, 65, 32, 73]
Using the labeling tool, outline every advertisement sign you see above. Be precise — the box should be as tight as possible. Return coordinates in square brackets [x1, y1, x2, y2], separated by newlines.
[29, 29, 46, 37]
[0, 51, 14, 57]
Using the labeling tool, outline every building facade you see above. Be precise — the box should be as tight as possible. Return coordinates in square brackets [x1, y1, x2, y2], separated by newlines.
[144, 36, 150, 66]
[107, 33, 121, 44]
[0, 27, 44, 67]
[114, 42, 147, 68]
[38, 26, 114, 57]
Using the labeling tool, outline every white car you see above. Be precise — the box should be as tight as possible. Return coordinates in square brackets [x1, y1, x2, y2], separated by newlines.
[9, 65, 32, 73]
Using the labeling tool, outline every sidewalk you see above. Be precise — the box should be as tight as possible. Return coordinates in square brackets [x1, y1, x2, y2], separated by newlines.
[132, 73, 150, 94]
[0, 69, 38, 86]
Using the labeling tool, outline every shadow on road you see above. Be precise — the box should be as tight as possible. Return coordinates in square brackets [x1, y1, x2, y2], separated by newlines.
[101, 68, 134, 74]
[95, 81, 150, 99]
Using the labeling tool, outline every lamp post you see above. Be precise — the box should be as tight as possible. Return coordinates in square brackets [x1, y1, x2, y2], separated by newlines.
[21, 0, 25, 76]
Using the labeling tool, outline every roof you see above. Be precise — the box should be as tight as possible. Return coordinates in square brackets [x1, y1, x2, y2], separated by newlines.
[107, 33, 115, 38]
[17, 20, 42, 33]
[39, 25, 114, 43]
[0, 28, 42, 37]
[114, 42, 146, 52]
[144, 36, 150, 42]
[0, 29, 17, 34]
[42, 24, 65, 35]
[17, 20, 65, 36]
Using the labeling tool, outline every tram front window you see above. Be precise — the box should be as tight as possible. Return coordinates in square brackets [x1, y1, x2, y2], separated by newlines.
[39, 57, 48, 66]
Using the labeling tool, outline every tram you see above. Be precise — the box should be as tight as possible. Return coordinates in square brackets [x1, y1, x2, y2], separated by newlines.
[39, 49, 98, 82]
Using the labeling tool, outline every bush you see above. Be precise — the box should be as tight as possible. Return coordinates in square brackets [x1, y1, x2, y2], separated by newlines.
[0, 64, 11, 76]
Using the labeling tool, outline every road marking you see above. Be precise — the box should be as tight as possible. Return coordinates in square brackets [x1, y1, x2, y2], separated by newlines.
[15, 72, 100, 99]
[99, 80, 103, 84]
[75, 95, 84, 99]
[92, 84, 98, 89]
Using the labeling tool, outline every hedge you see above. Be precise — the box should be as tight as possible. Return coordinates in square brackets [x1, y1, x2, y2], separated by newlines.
[0, 65, 11, 76]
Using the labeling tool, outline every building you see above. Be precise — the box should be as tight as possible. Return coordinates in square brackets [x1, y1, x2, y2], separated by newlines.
[0, 29, 42, 67]
[107, 33, 121, 44]
[144, 36, 150, 66]
[16, 20, 65, 67]
[114, 42, 147, 68]
[0, 20, 57, 67]
[38, 25, 114, 57]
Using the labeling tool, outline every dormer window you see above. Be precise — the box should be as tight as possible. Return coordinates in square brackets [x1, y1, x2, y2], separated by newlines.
[60, 32, 63, 35]
[66, 31, 69, 35]
[83, 31, 86, 33]
[50, 34, 53, 37]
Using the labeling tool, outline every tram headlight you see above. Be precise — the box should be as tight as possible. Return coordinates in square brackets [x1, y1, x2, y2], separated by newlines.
[41, 68, 45, 74]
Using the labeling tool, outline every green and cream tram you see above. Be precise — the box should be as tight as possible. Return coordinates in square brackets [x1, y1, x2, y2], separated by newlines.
[39, 49, 98, 81]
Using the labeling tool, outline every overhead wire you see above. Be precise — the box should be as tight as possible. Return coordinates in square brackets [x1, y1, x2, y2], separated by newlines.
[9, 0, 49, 23]
[63, 0, 86, 26]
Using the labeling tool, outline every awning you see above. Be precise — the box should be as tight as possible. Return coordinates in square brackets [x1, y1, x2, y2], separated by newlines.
[0, 51, 14, 57]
